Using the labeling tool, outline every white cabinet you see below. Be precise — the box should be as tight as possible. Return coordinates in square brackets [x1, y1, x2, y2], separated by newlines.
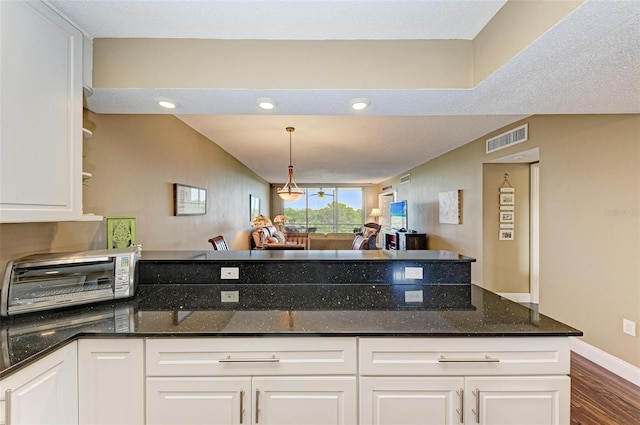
[360, 377, 464, 425]
[0, 342, 77, 425]
[0, 0, 84, 222]
[358, 337, 571, 425]
[464, 376, 569, 425]
[146, 376, 250, 425]
[145, 337, 358, 425]
[146, 375, 356, 425]
[78, 338, 144, 425]
[253, 376, 356, 425]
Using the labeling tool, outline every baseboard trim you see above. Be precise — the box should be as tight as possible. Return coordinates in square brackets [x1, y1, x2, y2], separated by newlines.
[570, 337, 640, 387]
[497, 292, 531, 303]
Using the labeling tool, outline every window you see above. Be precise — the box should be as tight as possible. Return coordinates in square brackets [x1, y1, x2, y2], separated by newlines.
[283, 187, 363, 233]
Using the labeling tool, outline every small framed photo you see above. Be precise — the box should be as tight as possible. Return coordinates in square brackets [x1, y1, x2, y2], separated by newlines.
[499, 229, 514, 240]
[500, 211, 514, 222]
[174, 183, 206, 216]
[499, 193, 515, 205]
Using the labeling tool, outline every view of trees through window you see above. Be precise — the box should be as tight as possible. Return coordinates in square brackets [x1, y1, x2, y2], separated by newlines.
[283, 187, 363, 233]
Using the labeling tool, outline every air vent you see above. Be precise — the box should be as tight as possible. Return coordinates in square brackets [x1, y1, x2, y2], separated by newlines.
[486, 123, 528, 154]
[400, 174, 411, 184]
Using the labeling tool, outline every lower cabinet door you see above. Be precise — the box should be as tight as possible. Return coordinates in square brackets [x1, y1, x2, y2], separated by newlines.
[146, 377, 251, 425]
[78, 338, 144, 425]
[465, 376, 570, 425]
[359, 377, 464, 425]
[253, 376, 357, 425]
[0, 342, 78, 425]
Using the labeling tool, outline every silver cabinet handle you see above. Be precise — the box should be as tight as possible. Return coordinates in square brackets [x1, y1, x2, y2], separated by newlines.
[456, 389, 464, 423]
[239, 390, 244, 424]
[438, 355, 500, 363]
[255, 388, 261, 424]
[219, 355, 280, 363]
[3, 389, 11, 425]
[472, 388, 480, 423]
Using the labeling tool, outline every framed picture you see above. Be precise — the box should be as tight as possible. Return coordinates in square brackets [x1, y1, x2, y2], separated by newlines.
[438, 190, 462, 224]
[250, 194, 260, 220]
[499, 193, 515, 205]
[174, 183, 206, 215]
[499, 229, 514, 240]
[500, 211, 514, 222]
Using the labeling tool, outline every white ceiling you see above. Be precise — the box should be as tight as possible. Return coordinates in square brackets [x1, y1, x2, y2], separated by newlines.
[50, 0, 640, 184]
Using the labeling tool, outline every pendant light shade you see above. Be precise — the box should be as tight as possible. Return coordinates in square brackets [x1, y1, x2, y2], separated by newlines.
[277, 127, 304, 201]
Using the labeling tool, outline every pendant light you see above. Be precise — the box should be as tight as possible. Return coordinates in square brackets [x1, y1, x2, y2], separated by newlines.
[277, 127, 304, 201]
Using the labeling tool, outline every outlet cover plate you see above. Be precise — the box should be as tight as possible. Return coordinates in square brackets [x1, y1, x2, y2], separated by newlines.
[221, 267, 239, 279]
[221, 291, 239, 302]
[405, 290, 424, 303]
[623, 319, 636, 336]
[405, 267, 424, 279]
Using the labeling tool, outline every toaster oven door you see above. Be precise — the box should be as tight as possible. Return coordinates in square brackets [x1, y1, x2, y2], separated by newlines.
[7, 259, 116, 315]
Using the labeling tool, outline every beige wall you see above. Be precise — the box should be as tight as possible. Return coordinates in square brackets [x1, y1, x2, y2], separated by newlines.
[380, 114, 640, 367]
[0, 112, 270, 268]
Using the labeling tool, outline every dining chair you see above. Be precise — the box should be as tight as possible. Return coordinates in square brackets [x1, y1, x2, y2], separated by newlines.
[208, 235, 230, 251]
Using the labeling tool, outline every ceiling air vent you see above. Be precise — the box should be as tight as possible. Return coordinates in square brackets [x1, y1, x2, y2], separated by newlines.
[486, 123, 528, 154]
[400, 174, 411, 184]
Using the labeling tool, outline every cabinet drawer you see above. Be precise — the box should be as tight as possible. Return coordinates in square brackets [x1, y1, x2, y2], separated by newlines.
[359, 337, 570, 376]
[146, 337, 357, 376]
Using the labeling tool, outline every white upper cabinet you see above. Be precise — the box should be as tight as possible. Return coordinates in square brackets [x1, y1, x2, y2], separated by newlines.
[0, 0, 84, 222]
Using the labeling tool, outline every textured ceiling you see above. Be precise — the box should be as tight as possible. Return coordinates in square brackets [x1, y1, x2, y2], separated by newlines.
[50, 0, 640, 184]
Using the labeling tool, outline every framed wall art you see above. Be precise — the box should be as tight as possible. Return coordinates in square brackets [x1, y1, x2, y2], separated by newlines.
[500, 211, 515, 222]
[499, 229, 514, 240]
[499, 174, 515, 240]
[499, 193, 515, 205]
[438, 189, 462, 224]
[174, 183, 206, 216]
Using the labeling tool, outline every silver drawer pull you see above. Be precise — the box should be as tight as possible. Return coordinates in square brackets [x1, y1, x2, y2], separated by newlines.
[219, 355, 280, 363]
[438, 355, 500, 363]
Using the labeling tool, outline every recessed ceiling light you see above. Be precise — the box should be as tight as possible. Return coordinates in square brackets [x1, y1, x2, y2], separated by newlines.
[350, 98, 370, 111]
[155, 97, 178, 109]
[257, 97, 277, 110]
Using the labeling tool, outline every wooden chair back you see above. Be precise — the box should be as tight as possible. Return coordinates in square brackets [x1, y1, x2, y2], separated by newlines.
[209, 235, 230, 251]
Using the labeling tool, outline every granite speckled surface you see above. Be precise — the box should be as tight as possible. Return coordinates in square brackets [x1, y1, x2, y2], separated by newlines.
[0, 283, 581, 378]
[138, 249, 476, 285]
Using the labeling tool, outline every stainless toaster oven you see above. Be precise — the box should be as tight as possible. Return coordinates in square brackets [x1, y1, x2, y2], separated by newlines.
[1, 247, 140, 316]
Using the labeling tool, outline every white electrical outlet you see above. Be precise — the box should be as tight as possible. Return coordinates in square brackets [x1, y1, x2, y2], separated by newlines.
[623, 319, 636, 336]
[405, 267, 424, 279]
[220, 267, 239, 279]
[405, 290, 423, 303]
[221, 291, 239, 302]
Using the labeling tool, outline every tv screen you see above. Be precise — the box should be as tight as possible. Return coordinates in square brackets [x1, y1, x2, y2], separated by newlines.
[390, 200, 407, 230]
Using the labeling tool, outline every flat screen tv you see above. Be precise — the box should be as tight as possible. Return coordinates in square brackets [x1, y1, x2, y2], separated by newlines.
[390, 200, 407, 230]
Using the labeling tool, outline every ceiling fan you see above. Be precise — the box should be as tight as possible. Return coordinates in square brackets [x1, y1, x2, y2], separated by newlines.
[310, 188, 334, 199]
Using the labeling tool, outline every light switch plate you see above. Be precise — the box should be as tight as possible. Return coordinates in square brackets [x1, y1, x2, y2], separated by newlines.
[221, 267, 239, 279]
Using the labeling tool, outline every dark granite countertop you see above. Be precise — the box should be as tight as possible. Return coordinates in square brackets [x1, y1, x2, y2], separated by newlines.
[0, 283, 581, 378]
[140, 249, 477, 262]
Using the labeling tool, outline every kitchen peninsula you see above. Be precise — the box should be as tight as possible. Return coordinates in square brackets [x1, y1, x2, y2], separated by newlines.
[0, 250, 581, 425]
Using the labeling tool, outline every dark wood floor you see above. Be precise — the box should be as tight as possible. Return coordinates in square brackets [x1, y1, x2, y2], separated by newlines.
[570, 351, 640, 424]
